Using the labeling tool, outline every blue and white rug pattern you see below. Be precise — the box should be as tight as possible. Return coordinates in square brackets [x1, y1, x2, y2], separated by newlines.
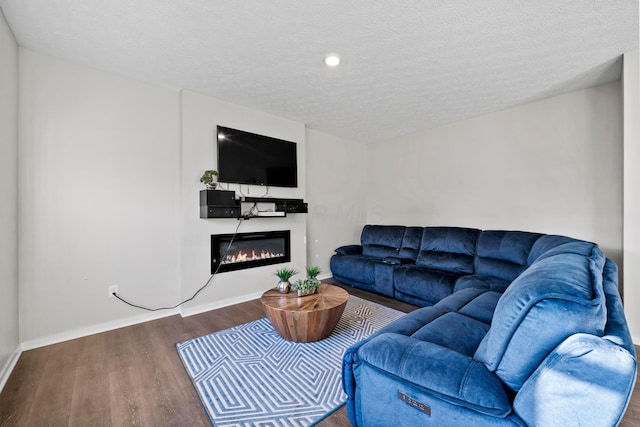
[176, 296, 404, 426]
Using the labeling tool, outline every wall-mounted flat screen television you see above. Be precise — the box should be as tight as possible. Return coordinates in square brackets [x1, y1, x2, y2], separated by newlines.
[216, 126, 298, 188]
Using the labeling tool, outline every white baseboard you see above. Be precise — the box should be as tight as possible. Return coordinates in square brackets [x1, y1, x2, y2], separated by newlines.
[0, 345, 22, 394]
[180, 290, 265, 317]
[318, 273, 332, 280]
[17, 289, 277, 353]
[20, 308, 181, 351]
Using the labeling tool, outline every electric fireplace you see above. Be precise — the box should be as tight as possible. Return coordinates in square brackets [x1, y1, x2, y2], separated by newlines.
[211, 230, 291, 273]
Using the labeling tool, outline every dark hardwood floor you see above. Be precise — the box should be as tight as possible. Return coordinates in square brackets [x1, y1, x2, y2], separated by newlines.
[1, 280, 639, 426]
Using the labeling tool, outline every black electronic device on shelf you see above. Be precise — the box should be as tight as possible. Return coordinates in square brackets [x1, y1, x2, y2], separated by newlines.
[282, 202, 308, 214]
[200, 189, 236, 206]
[200, 205, 241, 218]
[199, 191, 307, 219]
[199, 190, 240, 219]
[243, 197, 308, 214]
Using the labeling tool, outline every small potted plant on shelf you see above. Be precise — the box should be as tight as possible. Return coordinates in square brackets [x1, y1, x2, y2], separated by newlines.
[292, 265, 321, 297]
[200, 169, 219, 190]
[274, 267, 298, 294]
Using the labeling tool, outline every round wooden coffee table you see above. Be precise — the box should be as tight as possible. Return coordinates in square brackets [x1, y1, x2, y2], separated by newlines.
[261, 283, 349, 342]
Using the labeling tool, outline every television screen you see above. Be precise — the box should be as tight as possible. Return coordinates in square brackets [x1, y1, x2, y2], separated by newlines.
[217, 126, 298, 188]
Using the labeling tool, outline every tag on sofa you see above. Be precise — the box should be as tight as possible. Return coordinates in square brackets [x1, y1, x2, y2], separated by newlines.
[398, 391, 431, 416]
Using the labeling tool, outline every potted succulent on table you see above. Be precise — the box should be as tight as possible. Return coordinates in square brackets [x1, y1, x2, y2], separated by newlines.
[274, 267, 298, 294]
[292, 265, 322, 297]
[200, 169, 219, 190]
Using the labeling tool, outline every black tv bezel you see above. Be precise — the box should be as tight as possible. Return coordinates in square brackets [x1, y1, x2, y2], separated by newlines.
[216, 125, 298, 188]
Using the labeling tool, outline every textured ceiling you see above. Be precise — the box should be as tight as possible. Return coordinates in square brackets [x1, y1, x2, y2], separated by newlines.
[0, 0, 638, 143]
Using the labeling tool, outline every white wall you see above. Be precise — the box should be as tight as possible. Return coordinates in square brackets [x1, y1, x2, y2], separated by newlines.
[180, 90, 307, 315]
[623, 50, 640, 342]
[15, 49, 310, 345]
[18, 50, 182, 346]
[306, 128, 368, 275]
[368, 82, 623, 267]
[0, 7, 19, 384]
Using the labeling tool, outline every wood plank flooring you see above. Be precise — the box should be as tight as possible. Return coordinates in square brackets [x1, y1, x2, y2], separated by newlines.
[1, 280, 639, 426]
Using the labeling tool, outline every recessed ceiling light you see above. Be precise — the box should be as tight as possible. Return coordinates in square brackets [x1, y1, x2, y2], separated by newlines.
[325, 55, 340, 67]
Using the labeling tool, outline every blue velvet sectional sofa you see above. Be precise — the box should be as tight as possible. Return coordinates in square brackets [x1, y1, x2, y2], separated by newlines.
[331, 225, 637, 426]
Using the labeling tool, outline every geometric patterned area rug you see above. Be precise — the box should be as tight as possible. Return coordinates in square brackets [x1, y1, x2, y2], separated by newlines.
[176, 295, 404, 426]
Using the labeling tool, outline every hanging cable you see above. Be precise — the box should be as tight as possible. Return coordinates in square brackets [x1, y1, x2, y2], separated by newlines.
[112, 219, 243, 311]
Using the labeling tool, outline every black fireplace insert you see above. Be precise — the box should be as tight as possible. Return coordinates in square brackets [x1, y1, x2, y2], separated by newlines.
[211, 230, 291, 273]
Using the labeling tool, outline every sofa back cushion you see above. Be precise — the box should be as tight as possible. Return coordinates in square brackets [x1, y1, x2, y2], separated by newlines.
[415, 227, 480, 274]
[473, 245, 607, 391]
[361, 225, 406, 258]
[398, 226, 423, 260]
[474, 231, 542, 282]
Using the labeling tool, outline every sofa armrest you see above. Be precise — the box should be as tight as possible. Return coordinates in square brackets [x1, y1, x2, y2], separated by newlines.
[343, 340, 365, 399]
[335, 244, 363, 256]
[343, 328, 398, 424]
[514, 333, 637, 427]
[357, 333, 512, 417]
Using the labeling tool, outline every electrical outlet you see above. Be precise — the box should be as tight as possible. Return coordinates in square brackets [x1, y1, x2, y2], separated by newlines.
[108, 285, 118, 298]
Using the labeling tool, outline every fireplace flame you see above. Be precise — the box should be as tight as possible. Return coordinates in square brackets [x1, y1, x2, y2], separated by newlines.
[223, 250, 283, 264]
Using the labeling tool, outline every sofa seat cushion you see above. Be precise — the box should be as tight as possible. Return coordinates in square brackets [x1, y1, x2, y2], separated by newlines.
[375, 305, 452, 337]
[432, 288, 502, 326]
[454, 275, 511, 293]
[474, 247, 607, 391]
[373, 289, 497, 358]
[394, 266, 460, 305]
[457, 292, 502, 325]
[412, 312, 490, 357]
